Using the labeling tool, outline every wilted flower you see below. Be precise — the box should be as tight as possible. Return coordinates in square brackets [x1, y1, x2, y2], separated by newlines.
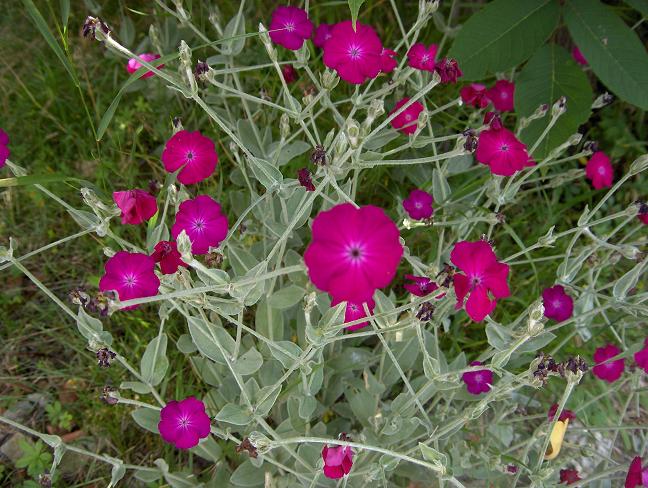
[310, 144, 327, 166]
[195, 60, 209, 77]
[96, 348, 116, 368]
[585, 151, 613, 190]
[158, 396, 211, 449]
[592, 344, 624, 383]
[268, 6, 313, 50]
[99, 252, 160, 310]
[298, 168, 315, 191]
[126, 53, 164, 79]
[236, 438, 259, 458]
[390, 98, 424, 135]
[416, 302, 435, 321]
[152, 241, 187, 274]
[435, 58, 462, 84]
[304, 203, 403, 304]
[172, 196, 228, 255]
[100, 386, 119, 405]
[451, 240, 510, 322]
[560, 468, 582, 485]
[462, 361, 493, 395]
[542, 285, 573, 322]
[282, 64, 298, 83]
[161, 130, 218, 185]
[113, 189, 157, 225]
[548, 403, 575, 422]
[323, 21, 383, 84]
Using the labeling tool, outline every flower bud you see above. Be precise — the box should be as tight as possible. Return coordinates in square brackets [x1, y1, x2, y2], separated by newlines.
[320, 69, 340, 91]
[629, 154, 648, 176]
[176, 230, 194, 263]
[103, 247, 116, 258]
[258, 23, 277, 62]
[346, 119, 361, 148]
[592, 92, 614, 109]
[280, 113, 290, 139]
[172, 0, 189, 22]
[551, 96, 567, 117]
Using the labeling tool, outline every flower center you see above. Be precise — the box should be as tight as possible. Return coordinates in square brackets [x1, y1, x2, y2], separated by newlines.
[500, 144, 509, 152]
[473, 373, 482, 383]
[346, 244, 364, 263]
[414, 201, 422, 209]
[552, 299, 562, 309]
[123, 273, 138, 288]
[186, 150, 195, 161]
[178, 415, 192, 429]
[421, 54, 430, 63]
[284, 21, 296, 32]
[500, 92, 508, 99]
[348, 45, 363, 60]
[597, 166, 606, 175]
[470, 275, 483, 288]
[192, 218, 206, 232]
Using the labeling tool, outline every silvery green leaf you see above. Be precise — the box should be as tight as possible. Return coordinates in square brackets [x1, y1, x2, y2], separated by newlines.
[613, 260, 646, 300]
[573, 291, 594, 341]
[176, 334, 197, 354]
[222, 13, 246, 55]
[134, 470, 162, 482]
[192, 437, 222, 462]
[298, 395, 317, 420]
[267, 140, 311, 166]
[485, 322, 512, 350]
[517, 332, 556, 353]
[249, 157, 283, 190]
[233, 347, 263, 376]
[215, 403, 252, 425]
[446, 154, 474, 174]
[140, 333, 168, 386]
[109, 463, 126, 488]
[348, 389, 377, 426]
[230, 460, 265, 486]
[432, 168, 451, 203]
[270, 341, 303, 369]
[268, 285, 305, 310]
[419, 443, 447, 472]
[254, 385, 282, 417]
[364, 129, 399, 150]
[120, 381, 151, 394]
[256, 299, 285, 341]
[131, 408, 160, 433]
[187, 316, 236, 365]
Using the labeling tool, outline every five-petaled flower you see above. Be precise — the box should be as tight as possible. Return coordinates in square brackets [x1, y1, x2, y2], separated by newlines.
[172, 195, 228, 255]
[113, 189, 157, 225]
[462, 361, 493, 395]
[451, 240, 510, 322]
[304, 203, 403, 304]
[152, 240, 187, 275]
[99, 251, 160, 310]
[407, 43, 437, 72]
[487, 80, 515, 112]
[476, 127, 534, 177]
[404, 275, 439, 297]
[585, 151, 613, 190]
[313, 23, 333, 48]
[162, 130, 218, 185]
[269, 6, 313, 50]
[323, 21, 383, 85]
[542, 285, 573, 322]
[158, 396, 211, 450]
[592, 344, 625, 383]
[402, 189, 434, 220]
[390, 98, 424, 135]
[126, 53, 164, 79]
[321, 443, 354, 479]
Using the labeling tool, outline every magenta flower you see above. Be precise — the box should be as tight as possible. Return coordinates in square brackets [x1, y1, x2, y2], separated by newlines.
[380, 48, 398, 74]
[548, 403, 576, 422]
[633, 338, 648, 374]
[332, 297, 375, 331]
[113, 189, 157, 225]
[625, 456, 646, 488]
[269, 6, 313, 51]
[313, 23, 333, 48]
[585, 151, 613, 190]
[402, 189, 433, 220]
[435, 58, 462, 84]
[560, 469, 582, 485]
[390, 98, 424, 135]
[638, 203, 648, 225]
[172, 196, 228, 255]
[323, 21, 383, 85]
[462, 361, 493, 395]
[152, 240, 187, 275]
[282, 64, 297, 83]
[487, 80, 515, 112]
[161, 130, 218, 185]
[126, 53, 164, 79]
[298, 168, 315, 191]
[158, 396, 211, 450]
[99, 252, 160, 309]
[572, 46, 588, 66]
[451, 240, 510, 322]
[304, 203, 403, 304]
[592, 344, 625, 383]
[476, 127, 533, 177]
[321, 444, 353, 479]
[460, 83, 489, 109]
[407, 43, 437, 72]
[484, 111, 503, 130]
[0, 128, 9, 168]
[542, 285, 573, 322]
[404, 275, 439, 297]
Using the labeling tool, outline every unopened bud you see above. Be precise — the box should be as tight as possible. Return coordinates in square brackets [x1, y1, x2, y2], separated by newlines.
[280, 113, 290, 139]
[551, 96, 567, 117]
[346, 119, 361, 148]
[320, 69, 340, 91]
[592, 92, 614, 109]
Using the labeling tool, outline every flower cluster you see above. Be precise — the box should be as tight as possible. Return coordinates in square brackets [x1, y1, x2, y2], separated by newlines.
[460, 79, 515, 112]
